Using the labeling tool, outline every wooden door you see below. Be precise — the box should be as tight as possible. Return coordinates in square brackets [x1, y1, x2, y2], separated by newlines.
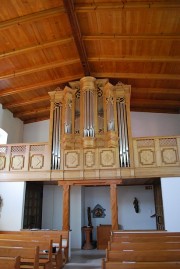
[154, 182, 165, 230]
[23, 182, 43, 229]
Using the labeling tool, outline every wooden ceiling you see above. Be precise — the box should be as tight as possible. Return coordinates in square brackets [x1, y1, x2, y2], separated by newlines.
[0, 0, 179, 124]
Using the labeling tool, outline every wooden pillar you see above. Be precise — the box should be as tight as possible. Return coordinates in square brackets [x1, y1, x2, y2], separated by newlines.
[62, 184, 70, 230]
[110, 183, 118, 230]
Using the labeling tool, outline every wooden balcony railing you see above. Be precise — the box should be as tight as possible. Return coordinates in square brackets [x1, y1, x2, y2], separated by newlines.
[0, 135, 180, 181]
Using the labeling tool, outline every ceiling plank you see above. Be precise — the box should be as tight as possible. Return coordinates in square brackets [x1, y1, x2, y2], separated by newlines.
[0, 74, 83, 97]
[0, 7, 65, 30]
[75, 1, 180, 11]
[14, 107, 50, 118]
[24, 116, 50, 124]
[132, 88, 180, 95]
[131, 107, 179, 114]
[0, 37, 73, 59]
[92, 72, 180, 80]
[83, 35, 180, 40]
[63, 0, 90, 75]
[89, 56, 180, 63]
[0, 58, 80, 80]
[3, 95, 50, 109]
[131, 98, 180, 108]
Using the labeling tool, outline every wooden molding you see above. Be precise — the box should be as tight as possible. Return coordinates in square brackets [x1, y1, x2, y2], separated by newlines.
[0, 37, 73, 59]
[0, 7, 65, 30]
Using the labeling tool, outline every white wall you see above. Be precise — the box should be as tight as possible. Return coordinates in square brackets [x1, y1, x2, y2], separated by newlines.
[70, 186, 83, 248]
[0, 104, 23, 143]
[23, 120, 49, 143]
[0, 182, 26, 230]
[161, 177, 180, 232]
[131, 112, 180, 137]
[42, 185, 63, 229]
[22, 112, 180, 144]
[118, 185, 156, 230]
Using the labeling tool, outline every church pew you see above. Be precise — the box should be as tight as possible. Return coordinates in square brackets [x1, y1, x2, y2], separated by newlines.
[0, 235, 63, 269]
[102, 259, 180, 269]
[0, 246, 39, 269]
[0, 239, 54, 269]
[0, 256, 21, 269]
[106, 249, 180, 262]
[0, 230, 69, 263]
[108, 241, 180, 251]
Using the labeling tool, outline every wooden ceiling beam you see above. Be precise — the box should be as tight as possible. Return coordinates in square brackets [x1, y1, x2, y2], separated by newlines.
[89, 56, 180, 63]
[63, 0, 90, 76]
[83, 35, 180, 40]
[92, 72, 180, 80]
[132, 88, 180, 95]
[0, 74, 83, 97]
[0, 58, 80, 80]
[0, 7, 65, 30]
[14, 107, 50, 118]
[131, 98, 180, 108]
[131, 107, 179, 114]
[0, 37, 73, 59]
[24, 116, 50, 124]
[3, 95, 50, 109]
[75, 1, 180, 11]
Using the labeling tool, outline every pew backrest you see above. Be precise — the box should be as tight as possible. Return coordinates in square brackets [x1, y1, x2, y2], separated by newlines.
[0, 246, 39, 269]
[0, 256, 21, 269]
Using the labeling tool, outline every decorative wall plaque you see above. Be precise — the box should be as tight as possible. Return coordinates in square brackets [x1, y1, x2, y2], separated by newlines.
[92, 204, 106, 218]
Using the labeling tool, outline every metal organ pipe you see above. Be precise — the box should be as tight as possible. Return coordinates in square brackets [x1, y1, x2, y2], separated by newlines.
[117, 98, 130, 167]
[51, 103, 61, 170]
[64, 100, 72, 134]
[84, 90, 95, 137]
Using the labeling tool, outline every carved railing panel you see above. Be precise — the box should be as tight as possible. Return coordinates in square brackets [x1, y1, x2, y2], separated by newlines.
[0, 143, 50, 172]
[133, 136, 180, 168]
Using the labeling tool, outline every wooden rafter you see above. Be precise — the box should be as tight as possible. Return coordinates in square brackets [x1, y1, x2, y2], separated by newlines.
[92, 72, 180, 80]
[63, 0, 90, 76]
[3, 95, 50, 109]
[131, 98, 180, 108]
[0, 7, 65, 30]
[0, 74, 83, 97]
[0, 37, 73, 59]
[14, 107, 50, 118]
[0, 59, 80, 80]
[88, 56, 180, 63]
[83, 35, 180, 40]
[75, 1, 180, 11]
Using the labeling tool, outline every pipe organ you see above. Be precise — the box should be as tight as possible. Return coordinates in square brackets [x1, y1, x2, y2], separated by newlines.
[49, 77, 133, 173]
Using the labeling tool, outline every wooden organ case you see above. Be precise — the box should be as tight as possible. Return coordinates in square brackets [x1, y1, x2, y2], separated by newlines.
[48, 76, 134, 180]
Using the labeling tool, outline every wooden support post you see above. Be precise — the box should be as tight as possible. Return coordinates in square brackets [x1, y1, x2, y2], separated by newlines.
[62, 184, 70, 230]
[110, 183, 118, 230]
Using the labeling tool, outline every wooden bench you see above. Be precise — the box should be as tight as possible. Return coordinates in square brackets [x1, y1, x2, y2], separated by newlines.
[108, 241, 180, 251]
[0, 239, 53, 269]
[0, 246, 39, 269]
[102, 231, 180, 269]
[102, 259, 180, 269]
[0, 256, 21, 269]
[0, 233, 64, 268]
[110, 231, 180, 243]
[0, 230, 69, 263]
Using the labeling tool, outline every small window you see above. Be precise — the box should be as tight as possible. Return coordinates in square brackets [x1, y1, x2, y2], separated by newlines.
[0, 128, 8, 144]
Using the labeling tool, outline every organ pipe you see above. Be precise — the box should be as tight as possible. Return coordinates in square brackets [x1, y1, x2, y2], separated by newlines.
[83, 89, 95, 137]
[64, 99, 72, 134]
[106, 96, 115, 131]
[51, 103, 62, 170]
[117, 98, 130, 167]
